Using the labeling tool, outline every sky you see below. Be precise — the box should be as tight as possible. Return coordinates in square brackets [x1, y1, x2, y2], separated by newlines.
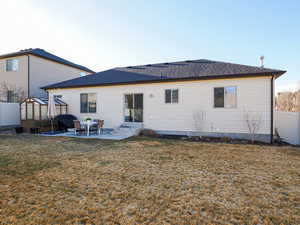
[0, 0, 299, 92]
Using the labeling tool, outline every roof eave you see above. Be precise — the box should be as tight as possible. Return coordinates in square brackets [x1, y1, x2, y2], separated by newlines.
[43, 71, 285, 90]
[0, 52, 26, 59]
[273, 70, 286, 79]
[0, 51, 95, 73]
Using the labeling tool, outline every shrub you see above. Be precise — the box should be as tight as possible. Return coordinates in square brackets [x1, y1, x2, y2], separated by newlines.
[221, 136, 232, 143]
[138, 129, 158, 138]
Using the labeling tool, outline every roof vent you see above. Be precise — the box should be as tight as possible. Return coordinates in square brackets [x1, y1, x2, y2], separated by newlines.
[146, 64, 152, 67]
[164, 63, 169, 65]
[126, 66, 133, 68]
[259, 55, 264, 68]
[185, 60, 193, 63]
[20, 48, 33, 52]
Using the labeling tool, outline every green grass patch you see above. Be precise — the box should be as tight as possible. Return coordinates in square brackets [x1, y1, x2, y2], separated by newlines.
[0, 155, 61, 177]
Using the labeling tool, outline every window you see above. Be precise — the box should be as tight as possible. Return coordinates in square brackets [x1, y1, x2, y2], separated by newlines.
[7, 90, 17, 102]
[165, 89, 178, 103]
[124, 93, 143, 122]
[214, 86, 237, 108]
[80, 93, 97, 113]
[6, 59, 19, 71]
[54, 95, 62, 100]
[214, 87, 224, 107]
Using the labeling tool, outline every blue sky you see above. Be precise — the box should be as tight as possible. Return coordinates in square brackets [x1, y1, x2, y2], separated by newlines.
[0, 0, 299, 91]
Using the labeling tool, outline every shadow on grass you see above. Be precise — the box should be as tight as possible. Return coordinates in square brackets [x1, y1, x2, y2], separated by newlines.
[0, 155, 61, 177]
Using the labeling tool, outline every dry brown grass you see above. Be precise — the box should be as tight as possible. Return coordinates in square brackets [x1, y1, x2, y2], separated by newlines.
[0, 134, 299, 225]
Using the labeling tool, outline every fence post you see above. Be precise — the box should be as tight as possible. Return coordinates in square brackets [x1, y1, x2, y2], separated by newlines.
[299, 112, 300, 145]
[0, 103, 2, 126]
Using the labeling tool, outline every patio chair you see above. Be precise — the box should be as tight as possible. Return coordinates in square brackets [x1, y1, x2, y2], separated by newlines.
[98, 120, 104, 135]
[73, 120, 85, 135]
[91, 119, 99, 129]
[90, 120, 104, 135]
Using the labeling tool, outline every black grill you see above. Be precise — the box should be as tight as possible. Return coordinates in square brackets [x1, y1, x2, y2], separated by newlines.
[54, 114, 77, 131]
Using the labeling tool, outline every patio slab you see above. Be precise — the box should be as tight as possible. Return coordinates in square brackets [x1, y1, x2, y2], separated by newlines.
[39, 131, 134, 140]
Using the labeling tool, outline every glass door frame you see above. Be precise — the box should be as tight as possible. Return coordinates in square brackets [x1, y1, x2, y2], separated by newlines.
[123, 93, 143, 123]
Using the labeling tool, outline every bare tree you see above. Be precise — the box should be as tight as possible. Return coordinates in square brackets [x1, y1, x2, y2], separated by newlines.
[276, 92, 295, 111]
[0, 82, 26, 102]
[243, 110, 262, 143]
[276, 90, 300, 112]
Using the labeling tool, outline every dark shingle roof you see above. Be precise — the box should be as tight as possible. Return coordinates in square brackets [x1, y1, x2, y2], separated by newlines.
[43, 59, 286, 89]
[116, 59, 285, 78]
[42, 69, 160, 89]
[0, 48, 94, 73]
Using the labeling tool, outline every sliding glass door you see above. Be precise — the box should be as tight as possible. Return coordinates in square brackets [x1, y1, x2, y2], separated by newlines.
[124, 93, 143, 122]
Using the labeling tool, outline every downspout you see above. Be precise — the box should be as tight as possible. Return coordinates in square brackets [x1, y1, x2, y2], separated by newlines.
[270, 75, 274, 143]
[27, 55, 30, 97]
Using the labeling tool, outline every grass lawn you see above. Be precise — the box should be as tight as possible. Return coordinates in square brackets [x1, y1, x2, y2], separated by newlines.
[0, 135, 299, 225]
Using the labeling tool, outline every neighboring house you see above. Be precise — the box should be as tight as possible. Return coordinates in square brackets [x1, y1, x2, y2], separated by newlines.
[43, 59, 286, 143]
[0, 48, 94, 102]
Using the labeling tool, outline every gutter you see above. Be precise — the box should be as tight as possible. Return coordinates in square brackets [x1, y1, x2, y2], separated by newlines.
[270, 75, 274, 143]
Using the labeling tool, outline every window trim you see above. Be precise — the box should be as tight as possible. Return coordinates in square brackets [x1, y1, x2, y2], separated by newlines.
[6, 59, 19, 72]
[213, 86, 237, 109]
[165, 89, 179, 104]
[80, 93, 97, 113]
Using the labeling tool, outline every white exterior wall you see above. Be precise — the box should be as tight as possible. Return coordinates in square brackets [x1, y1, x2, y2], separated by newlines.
[0, 103, 20, 126]
[48, 77, 272, 135]
[0, 55, 28, 101]
[275, 111, 300, 145]
[29, 55, 91, 98]
[0, 54, 92, 101]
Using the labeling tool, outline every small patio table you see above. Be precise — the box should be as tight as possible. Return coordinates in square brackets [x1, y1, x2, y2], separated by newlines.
[81, 120, 97, 136]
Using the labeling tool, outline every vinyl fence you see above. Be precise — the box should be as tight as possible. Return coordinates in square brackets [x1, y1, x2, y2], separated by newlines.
[275, 111, 300, 145]
[0, 103, 20, 127]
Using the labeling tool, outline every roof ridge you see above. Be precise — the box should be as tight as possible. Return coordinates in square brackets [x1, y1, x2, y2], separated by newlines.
[116, 58, 284, 72]
[210, 59, 284, 71]
[115, 59, 214, 69]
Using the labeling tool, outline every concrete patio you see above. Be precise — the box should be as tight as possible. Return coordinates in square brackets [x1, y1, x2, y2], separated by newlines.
[39, 127, 138, 140]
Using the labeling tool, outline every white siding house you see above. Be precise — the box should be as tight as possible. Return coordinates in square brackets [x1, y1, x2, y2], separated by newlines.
[44, 59, 286, 142]
[0, 48, 94, 102]
[48, 76, 270, 132]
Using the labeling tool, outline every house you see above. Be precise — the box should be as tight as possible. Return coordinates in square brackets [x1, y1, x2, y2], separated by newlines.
[43, 59, 286, 143]
[0, 48, 94, 102]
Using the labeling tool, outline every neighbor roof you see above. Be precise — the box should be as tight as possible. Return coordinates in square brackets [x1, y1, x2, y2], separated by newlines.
[43, 59, 286, 89]
[0, 48, 94, 73]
